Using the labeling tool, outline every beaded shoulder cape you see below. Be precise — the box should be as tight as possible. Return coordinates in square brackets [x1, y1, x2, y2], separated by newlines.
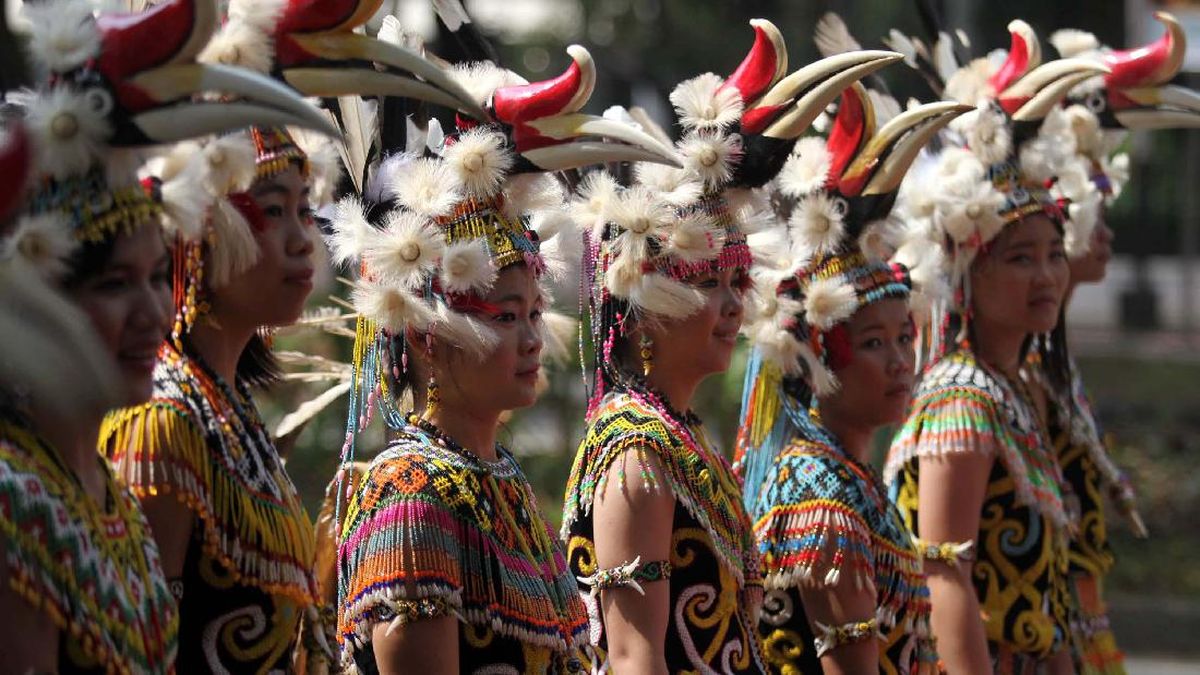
[561, 390, 760, 586]
[337, 422, 588, 661]
[0, 419, 177, 673]
[886, 349, 1073, 659]
[883, 348, 1069, 529]
[100, 341, 318, 604]
[747, 431, 935, 672]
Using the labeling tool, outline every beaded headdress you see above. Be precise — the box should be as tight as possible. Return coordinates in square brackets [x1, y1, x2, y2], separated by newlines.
[1049, 11, 1200, 256]
[13, 0, 332, 257]
[890, 20, 1109, 338]
[576, 19, 903, 411]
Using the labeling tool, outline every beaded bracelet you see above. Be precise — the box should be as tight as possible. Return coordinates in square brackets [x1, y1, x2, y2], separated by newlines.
[577, 556, 672, 596]
[813, 617, 882, 657]
[913, 537, 976, 566]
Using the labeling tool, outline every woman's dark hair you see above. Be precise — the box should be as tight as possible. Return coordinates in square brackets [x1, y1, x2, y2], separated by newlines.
[238, 332, 282, 389]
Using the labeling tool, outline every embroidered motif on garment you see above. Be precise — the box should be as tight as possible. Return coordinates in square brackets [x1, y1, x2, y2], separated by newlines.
[0, 420, 178, 673]
[563, 391, 767, 674]
[884, 349, 1071, 530]
[338, 424, 588, 669]
[746, 422, 936, 674]
[101, 341, 318, 605]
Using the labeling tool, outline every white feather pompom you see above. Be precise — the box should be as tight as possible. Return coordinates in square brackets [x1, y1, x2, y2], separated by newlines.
[352, 279, 435, 334]
[199, 135, 257, 196]
[944, 58, 997, 106]
[789, 192, 848, 258]
[669, 73, 744, 131]
[25, 87, 112, 181]
[327, 196, 377, 267]
[502, 173, 563, 220]
[1050, 29, 1101, 58]
[951, 104, 1011, 166]
[635, 162, 703, 208]
[6, 214, 76, 281]
[604, 252, 643, 299]
[1064, 189, 1102, 258]
[24, 0, 100, 73]
[1102, 153, 1129, 199]
[207, 199, 261, 288]
[608, 185, 672, 260]
[679, 131, 742, 190]
[440, 239, 497, 294]
[935, 178, 1006, 247]
[629, 273, 707, 319]
[159, 163, 211, 241]
[803, 275, 859, 331]
[1021, 108, 1078, 183]
[570, 171, 621, 234]
[443, 128, 513, 197]
[665, 213, 724, 263]
[365, 211, 444, 289]
[778, 137, 832, 198]
[201, 0, 288, 71]
[450, 62, 527, 107]
[390, 159, 461, 218]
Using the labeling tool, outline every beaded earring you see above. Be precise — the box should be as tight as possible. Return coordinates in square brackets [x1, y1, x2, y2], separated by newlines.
[639, 334, 654, 377]
[423, 333, 439, 417]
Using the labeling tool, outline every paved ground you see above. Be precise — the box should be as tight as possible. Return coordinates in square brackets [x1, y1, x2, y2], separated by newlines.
[1125, 656, 1200, 675]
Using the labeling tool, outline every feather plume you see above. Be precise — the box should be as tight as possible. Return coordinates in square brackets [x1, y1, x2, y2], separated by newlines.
[440, 239, 497, 294]
[365, 211, 444, 289]
[336, 96, 378, 192]
[679, 131, 741, 190]
[935, 177, 1005, 248]
[951, 104, 1011, 165]
[274, 381, 351, 439]
[944, 58, 996, 107]
[608, 185, 672, 263]
[25, 87, 112, 181]
[539, 310, 577, 365]
[159, 159, 211, 241]
[629, 274, 706, 319]
[327, 195, 377, 267]
[432, 305, 500, 354]
[450, 62, 526, 107]
[503, 173, 564, 219]
[1050, 29, 1100, 58]
[778, 137, 833, 198]
[390, 158, 462, 217]
[23, 0, 100, 73]
[635, 162, 703, 208]
[1062, 105, 1104, 158]
[292, 127, 343, 206]
[352, 279, 435, 333]
[803, 276, 858, 331]
[570, 171, 620, 233]
[814, 13, 861, 58]
[669, 73, 744, 131]
[6, 214, 76, 281]
[200, 0, 288, 72]
[789, 193, 848, 258]
[199, 135, 257, 196]
[207, 199, 261, 288]
[884, 29, 919, 68]
[442, 128, 512, 197]
[665, 212, 724, 263]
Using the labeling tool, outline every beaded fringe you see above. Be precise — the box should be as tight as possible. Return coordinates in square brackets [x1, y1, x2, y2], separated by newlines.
[101, 405, 318, 604]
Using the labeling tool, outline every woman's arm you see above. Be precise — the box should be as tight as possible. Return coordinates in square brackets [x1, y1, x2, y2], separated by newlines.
[796, 564, 880, 674]
[370, 614, 459, 675]
[917, 452, 993, 674]
[592, 446, 675, 675]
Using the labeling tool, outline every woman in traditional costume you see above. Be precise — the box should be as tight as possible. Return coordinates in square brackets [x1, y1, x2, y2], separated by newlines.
[735, 81, 967, 673]
[560, 19, 900, 674]
[881, 20, 1108, 673]
[0, 1, 325, 671]
[326, 22, 678, 672]
[98, 0, 348, 669]
[1033, 13, 1200, 674]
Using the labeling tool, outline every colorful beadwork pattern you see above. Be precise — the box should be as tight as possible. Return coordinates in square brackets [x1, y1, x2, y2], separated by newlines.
[562, 391, 767, 674]
[0, 420, 178, 673]
[338, 423, 587, 672]
[746, 425, 936, 674]
[886, 348, 1073, 661]
[100, 341, 318, 671]
[883, 349, 1070, 530]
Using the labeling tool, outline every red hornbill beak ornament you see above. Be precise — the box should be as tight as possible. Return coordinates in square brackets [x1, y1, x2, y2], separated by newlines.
[824, 83, 972, 227]
[1081, 12, 1200, 130]
[711, 19, 905, 187]
[271, 0, 679, 170]
[34, 0, 336, 146]
[988, 20, 1111, 123]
